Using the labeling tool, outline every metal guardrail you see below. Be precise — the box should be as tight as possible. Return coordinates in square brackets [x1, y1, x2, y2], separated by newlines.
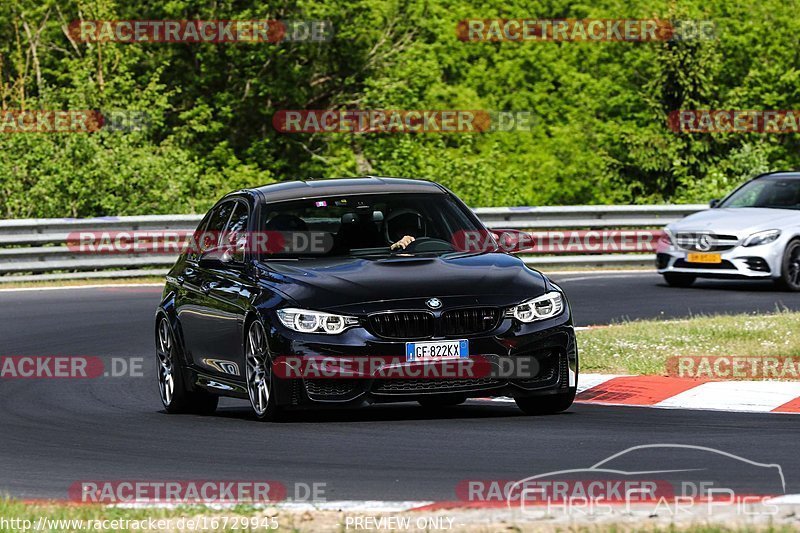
[476, 204, 705, 229]
[0, 205, 707, 282]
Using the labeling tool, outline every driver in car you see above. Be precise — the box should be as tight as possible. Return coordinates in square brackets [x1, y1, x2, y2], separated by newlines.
[390, 235, 415, 250]
[332, 206, 424, 252]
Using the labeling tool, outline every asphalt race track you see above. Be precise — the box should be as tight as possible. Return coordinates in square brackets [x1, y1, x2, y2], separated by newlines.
[1, 272, 799, 501]
[554, 271, 800, 325]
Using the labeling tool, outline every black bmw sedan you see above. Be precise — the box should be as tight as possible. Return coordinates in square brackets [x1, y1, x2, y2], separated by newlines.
[155, 177, 578, 421]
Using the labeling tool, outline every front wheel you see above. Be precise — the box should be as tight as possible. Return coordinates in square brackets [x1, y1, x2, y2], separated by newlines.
[514, 391, 575, 415]
[663, 273, 696, 288]
[156, 316, 219, 415]
[245, 320, 285, 422]
[775, 240, 800, 292]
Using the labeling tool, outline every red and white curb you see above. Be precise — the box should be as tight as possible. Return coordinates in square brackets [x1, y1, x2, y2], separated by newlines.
[577, 373, 800, 413]
[482, 373, 800, 414]
[404, 496, 800, 512]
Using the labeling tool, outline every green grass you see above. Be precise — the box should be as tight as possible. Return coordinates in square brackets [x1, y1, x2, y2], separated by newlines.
[0, 499, 794, 532]
[577, 310, 800, 375]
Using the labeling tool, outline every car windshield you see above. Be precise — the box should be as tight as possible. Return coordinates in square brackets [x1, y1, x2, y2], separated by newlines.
[258, 192, 487, 259]
[719, 178, 800, 210]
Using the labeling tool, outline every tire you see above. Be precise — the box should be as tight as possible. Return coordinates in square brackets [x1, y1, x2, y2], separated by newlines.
[156, 315, 219, 415]
[417, 394, 467, 408]
[663, 273, 696, 288]
[514, 391, 575, 415]
[245, 320, 285, 422]
[775, 240, 800, 292]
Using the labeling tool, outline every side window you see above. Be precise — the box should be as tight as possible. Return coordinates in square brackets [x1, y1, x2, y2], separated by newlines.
[187, 213, 212, 262]
[200, 201, 236, 254]
[221, 201, 250, 263]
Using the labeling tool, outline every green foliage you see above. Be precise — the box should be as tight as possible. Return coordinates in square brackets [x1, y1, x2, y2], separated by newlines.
[0, 0, 796, 216]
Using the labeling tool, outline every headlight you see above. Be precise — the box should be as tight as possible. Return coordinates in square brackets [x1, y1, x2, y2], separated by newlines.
[660, 228, 675, 246]
[276, 308, 359, 334]
[743, 229, 781, 247]
[506, 291, 565, 323]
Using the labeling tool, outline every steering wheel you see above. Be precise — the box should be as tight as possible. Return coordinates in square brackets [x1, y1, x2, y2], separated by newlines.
[393, 237, 454, 254]
[384, 208, 427, 243]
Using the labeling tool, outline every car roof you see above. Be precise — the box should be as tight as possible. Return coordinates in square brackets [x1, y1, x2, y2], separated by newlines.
[248, 177, 445, 202]
[756, 171, 800, 180]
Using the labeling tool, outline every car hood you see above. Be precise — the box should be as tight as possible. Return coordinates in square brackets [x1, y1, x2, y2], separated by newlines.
[257, 253, 549, 313]
[667, 207, 800, 235]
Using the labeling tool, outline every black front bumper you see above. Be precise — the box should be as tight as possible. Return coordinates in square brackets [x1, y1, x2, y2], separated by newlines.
[268, 321, 578, 407]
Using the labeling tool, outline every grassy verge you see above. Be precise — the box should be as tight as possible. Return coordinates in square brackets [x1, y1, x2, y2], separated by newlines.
[577, 311, 800, 375]
[0, 500, 795, 532]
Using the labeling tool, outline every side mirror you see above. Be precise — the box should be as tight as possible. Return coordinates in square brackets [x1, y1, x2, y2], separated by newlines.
[198, 245, 244, 269]
[197, 249, 226, 269]
[491, 229, 536, 254]
[709, 199, 720, 208]
[451, 229, 536, 254]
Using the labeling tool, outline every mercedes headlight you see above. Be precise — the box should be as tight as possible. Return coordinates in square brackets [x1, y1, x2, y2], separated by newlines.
[743, 229, 781, 247]
[276, 308, 359, 334]
[506, 291, 565, 323]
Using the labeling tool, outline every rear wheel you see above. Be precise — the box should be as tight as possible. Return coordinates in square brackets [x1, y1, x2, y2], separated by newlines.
[514, 391, 575, 415]
[663, 273, 696, 288]
[245, 320, 285, 422]
[156, 316, 219, 415]
[417, 394, 466, 408]
[775, 240, 800, 292]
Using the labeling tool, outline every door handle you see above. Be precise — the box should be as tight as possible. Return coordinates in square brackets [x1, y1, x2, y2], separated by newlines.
[201, 281, 220, 294]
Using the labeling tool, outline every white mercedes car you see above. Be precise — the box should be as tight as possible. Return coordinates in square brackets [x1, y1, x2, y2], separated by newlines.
[657, 171, 800, 291]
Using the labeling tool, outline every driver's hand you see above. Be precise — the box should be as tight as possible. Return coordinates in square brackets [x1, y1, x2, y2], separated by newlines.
[390, 235, 415, 250]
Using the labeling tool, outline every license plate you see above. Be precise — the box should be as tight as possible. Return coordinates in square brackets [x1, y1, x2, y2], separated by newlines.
[686, 252, 722, 264]
[406, 340, 468, 362]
